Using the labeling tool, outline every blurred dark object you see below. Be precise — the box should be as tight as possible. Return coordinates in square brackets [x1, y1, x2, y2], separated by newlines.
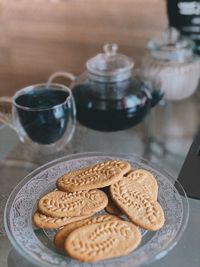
[167, 0, 200, 53]
[178, 129, 200, 199]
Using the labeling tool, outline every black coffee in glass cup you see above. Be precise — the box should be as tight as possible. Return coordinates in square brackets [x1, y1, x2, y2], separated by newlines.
[0, 83, 76, 152]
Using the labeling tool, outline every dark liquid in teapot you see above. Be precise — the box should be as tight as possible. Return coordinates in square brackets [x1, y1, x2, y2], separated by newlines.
[15, 88, 69, 144]
[73, 80, 151, 131]
[76, 105, 149, 131]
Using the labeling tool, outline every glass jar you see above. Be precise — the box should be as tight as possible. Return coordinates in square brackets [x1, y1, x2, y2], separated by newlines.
[140, 28, 200, 158]
[141, 28, 200, 101]
[71, 43, 162, 132]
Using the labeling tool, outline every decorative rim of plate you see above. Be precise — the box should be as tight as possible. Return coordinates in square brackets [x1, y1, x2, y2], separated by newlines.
[4, 152, 189, 267]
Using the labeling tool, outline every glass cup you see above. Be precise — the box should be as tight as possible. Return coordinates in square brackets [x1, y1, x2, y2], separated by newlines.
[0, 83, 76, 153]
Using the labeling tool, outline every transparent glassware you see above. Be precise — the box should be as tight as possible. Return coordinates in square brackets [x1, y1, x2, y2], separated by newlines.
[0, 160, 38, 236]
[140, 28, 200, 157]
[141, 27, 200, 101]
[4, 152, 189, 267]
[48, 43, 162, 132]
[0, 83, 76, 153]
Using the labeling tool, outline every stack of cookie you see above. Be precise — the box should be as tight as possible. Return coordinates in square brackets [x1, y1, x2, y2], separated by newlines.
[33, 160, 165, 262]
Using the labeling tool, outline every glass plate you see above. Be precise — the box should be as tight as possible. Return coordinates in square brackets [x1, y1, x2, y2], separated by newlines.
[0, 160, 38, 235]
[4, 152, 189, 267]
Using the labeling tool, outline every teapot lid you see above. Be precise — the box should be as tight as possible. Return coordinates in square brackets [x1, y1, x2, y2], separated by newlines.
[148, 27, 195, 62]
[86, 43, 134, 82]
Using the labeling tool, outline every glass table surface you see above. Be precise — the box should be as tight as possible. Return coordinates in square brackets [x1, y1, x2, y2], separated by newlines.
[0, 92, 200, 267]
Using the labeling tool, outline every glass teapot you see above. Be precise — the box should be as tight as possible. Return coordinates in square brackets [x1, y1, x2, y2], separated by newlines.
[48, 43, 162, 132]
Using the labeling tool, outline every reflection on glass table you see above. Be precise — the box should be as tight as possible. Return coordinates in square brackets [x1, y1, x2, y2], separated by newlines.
[148, 92, 199, 159]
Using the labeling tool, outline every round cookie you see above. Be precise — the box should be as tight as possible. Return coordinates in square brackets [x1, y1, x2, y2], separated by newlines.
[110, 178, 165, 231]
[32, 211, 89, 229]
[64, 220, 141, 262]
[38, 190, 108, 218]
[102, 187, 123, 216]
[56, 160, 131, 192]
[105, 199, 122, 216]
[125, 169, 158, 200]
[54, 214, 119, 250]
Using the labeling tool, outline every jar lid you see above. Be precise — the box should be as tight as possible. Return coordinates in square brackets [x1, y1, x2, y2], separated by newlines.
[148, 27, 195, 62]
[86, 43, 134, 82]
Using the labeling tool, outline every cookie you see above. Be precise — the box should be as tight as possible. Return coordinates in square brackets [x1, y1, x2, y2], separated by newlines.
[110, 179, 165, 231]
[64, 220, 141, 262]
[105, 199, 122, 215]
[56, 160, 131, 192]
[126, 169, 158, 200]
[32, 211, 89, 229]
[54, 214, 120, 250]
[38, 190, 108, 218]
[102, 187, 122, 215]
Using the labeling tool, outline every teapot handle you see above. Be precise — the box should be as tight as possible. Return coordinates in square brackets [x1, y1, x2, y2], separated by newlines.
[0, 97, 16, 131]
[47, 71, 76, 86]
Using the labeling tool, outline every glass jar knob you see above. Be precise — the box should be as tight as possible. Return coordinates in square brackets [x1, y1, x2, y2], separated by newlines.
[163, 27, 180, 45]
[103, 43, 118, 57]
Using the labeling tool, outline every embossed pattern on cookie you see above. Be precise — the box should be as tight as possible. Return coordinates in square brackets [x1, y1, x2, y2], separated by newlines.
[64, 220, 141, 262]
[56, 160, 131, 192]
[32, 211, 90, 229]
[110, 179, 165, 231]
[38, 190, 108, 218]
[54, 214, 120, 250]
[125, 169, 158, 200]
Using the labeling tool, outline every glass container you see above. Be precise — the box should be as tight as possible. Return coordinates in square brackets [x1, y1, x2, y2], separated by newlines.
[71, 43, 162, 131]
[141, 27, 200, 101]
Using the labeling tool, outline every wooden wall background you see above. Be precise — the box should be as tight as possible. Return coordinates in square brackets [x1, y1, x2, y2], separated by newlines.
[0, 0, 167, 96]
